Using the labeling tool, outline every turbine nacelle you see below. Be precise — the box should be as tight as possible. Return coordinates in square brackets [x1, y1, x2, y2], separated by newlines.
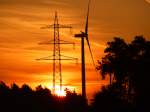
[74, 31, 87, 38]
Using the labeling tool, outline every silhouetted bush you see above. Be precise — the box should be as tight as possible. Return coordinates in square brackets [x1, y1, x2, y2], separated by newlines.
[0, 81, 85, 112]
[91, 83, 134, 112]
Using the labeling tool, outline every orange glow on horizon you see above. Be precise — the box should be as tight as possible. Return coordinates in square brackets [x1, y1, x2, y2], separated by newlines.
[55, 89, 66, 96]
[47, 85, 76, 96]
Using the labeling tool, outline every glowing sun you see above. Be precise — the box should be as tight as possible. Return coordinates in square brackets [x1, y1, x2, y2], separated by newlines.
[55, 89, 66, 96]
[47, 85, 76, 97]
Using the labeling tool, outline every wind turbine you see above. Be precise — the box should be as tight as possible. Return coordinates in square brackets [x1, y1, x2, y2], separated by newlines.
[74, 0, 95, 105]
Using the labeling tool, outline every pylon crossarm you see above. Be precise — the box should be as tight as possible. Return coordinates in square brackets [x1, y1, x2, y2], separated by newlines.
[40, 25, 54, 29]
[61, 55, 78, 60]
[37, 58, 77, 60]
[41, 24, 72, 29]
[59, 40, 75, 44]
[38, 40, 54, 45]
[36, 55, 78, 61]
[39, 40, 75, 45]
[36, 55, 53, 60]
[39, 42, 75, 45]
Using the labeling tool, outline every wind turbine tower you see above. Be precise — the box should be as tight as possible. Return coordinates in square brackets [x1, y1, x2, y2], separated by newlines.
[74, 0, 95, 105]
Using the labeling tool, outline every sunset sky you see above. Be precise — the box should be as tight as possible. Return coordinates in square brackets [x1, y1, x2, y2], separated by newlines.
[0, 0, 150, 101]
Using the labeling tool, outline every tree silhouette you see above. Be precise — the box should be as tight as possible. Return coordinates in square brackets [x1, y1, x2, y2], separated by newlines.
[0, 81, 85, 112]
[64, 88, 85, 112]
[91, 83, 133, 112]
[95, 36, 150, 112]
[97, 37, 129, 85]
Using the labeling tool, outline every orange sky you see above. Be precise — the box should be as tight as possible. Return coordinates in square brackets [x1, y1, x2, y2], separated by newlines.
[0, 0, 150, 101]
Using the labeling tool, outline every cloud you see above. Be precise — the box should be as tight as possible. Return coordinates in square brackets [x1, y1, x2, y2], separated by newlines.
[145, 0, 150, 4]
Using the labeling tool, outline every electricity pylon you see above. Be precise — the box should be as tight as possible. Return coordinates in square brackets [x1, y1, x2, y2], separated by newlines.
[37, 12, 77, 93]
[74, 0, 95, 109]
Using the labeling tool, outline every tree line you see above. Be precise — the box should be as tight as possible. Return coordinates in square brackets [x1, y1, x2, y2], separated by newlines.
[0, 82, 85, 112]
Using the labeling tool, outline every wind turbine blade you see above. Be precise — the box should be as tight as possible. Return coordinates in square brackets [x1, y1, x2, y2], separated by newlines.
[85, 0, 96, 69]
[85, 0, 91, 34]
[86, 36, 96, 68]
